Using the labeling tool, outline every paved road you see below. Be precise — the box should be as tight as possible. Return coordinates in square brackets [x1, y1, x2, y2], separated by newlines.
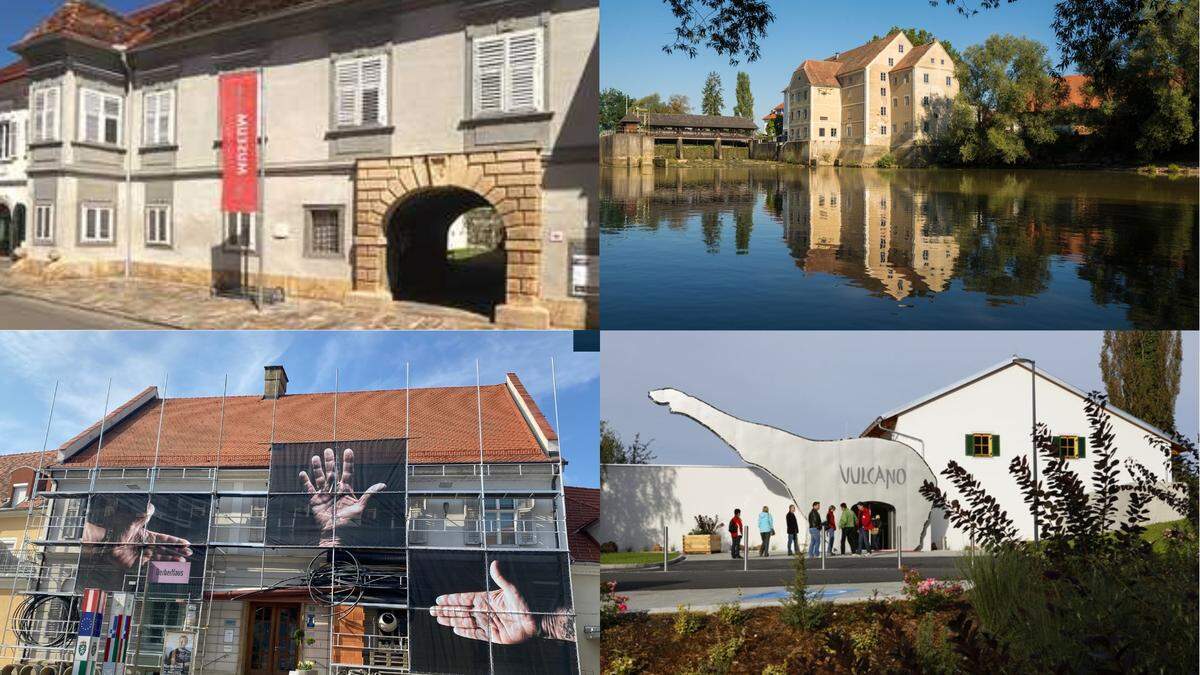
[605, 553, 964, 592]
[0, 292, 169, 329]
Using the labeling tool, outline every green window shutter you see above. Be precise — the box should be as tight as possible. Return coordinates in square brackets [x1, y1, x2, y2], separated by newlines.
[992, 435, 1000, 457]
[965, 434, 973, 457]
[1051, 436, 1062, 459]
[1077, 436, 1086, 459]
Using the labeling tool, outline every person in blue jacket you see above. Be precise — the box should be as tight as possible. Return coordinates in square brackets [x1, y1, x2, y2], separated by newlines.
[757, 505, 774, 557]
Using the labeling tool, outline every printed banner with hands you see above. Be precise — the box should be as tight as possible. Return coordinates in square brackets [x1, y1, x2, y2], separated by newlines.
[299, 447, 387, 547]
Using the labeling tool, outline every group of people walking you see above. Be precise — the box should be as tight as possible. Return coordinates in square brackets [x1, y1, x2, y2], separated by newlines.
[727, 502, 883, 558]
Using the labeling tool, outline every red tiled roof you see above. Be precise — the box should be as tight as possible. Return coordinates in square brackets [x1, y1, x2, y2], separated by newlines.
[0, 61, 28, 84]
[828, 34, 896, 75]
[762, 103, 783, 121]
[16, 0, 142, 49]
[0, 451, 57, 508]
[564, 486, 599, 563]
[893, 42, 936, 71]
[800, 59, 842, 87]
[55, 379, 557, 468]
[507, 373, 557, 442]
[1058, 74, 1101, 109]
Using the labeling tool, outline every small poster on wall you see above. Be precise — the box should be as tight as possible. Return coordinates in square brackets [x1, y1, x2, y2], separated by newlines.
[161, 631, 196, 675]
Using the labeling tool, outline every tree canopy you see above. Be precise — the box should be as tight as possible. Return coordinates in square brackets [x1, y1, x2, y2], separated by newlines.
[1100, 330, 1184, 434]
[701, 71, 725, 115]
[600, 421, 656, 477]
[733, 71, 754, 118]
[599, 87, 634, 131]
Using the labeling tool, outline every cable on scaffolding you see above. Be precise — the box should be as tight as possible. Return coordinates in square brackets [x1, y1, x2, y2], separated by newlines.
[14, 594, 76, 648]
[229, 550, 404, 617]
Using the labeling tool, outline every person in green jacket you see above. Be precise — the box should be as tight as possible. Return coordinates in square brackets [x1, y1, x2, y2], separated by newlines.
[838, 502, 856, 555]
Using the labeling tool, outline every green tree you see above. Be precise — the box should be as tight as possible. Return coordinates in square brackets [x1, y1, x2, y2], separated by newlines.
[733, 71, 754, 118]
[942, 34, 1059, 164]
[1100, 330, 1184, 433]
[667, 93, 693, 114]
[599, 87, 634, 131]
[600, 421, 656, 477]
[701, 71, 725, 115]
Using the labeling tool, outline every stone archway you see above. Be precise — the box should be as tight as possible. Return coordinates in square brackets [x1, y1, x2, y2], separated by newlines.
[353, 150, 549, 328]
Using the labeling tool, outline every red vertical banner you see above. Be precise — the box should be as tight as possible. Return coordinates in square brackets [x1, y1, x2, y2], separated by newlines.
[219, 71, 259, 213]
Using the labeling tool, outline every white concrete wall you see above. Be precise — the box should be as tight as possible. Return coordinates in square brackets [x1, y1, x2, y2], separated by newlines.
[571, 561, 599, 675]
[890, 362, 1175, 550]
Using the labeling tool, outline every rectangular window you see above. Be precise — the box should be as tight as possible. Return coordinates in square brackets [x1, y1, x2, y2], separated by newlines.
[225, 212, 257, 251]
[1055, 435, 1086, 459]
[880, 124, 886, 135]
[898, 44, 905, 53]
[923, 73, 930, 84]
[146, 205, 171, 246]
[818, 127, 825, 137]
[473, 28, 544, 116]
[967, 433, 1000, 457]
[922, 121, 929, 133]
[880, 106, 886, 116]
[846, 124, 852, 137]
[11, 484, 28, 506]
[830, 127, 837, 138]
[904, 96, 910, 107]
[34, 204, 53, 242]
[143, 89, 175, 146]
[32, 87, 59, 142]
[893, 97, 898, 108]
[335, 54, 388, 128]
[80, 88, 123, 145]
[80, 204, 114, 244]
[880, 87, 886, 97]
[922, 96, 930, 106]
[880, 72, 886, 82]
[0, 119, 15, 159]
[888, 57, 894, 66]
[946, 76, 952, 86]
[306, 207, 342, 257]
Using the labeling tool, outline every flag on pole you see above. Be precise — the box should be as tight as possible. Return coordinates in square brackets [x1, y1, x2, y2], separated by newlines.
[73, 588, 108, 675]
[102, 592, 134, 674]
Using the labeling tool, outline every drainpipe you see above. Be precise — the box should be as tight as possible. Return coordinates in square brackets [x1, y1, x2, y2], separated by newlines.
[116, 45, 133, 279]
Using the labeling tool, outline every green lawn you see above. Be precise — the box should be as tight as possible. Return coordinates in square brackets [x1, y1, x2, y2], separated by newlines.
[1142, 518, 1193, 553]
[447, 246, 490, 261]
[601, 551, 682, 565]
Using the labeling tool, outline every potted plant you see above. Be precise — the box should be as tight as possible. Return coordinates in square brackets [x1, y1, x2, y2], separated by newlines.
[683, 514, 723, 554]
[288, 628, 317, 675]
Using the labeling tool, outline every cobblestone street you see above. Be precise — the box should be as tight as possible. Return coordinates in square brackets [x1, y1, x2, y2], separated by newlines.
[0, 269, 493, 330]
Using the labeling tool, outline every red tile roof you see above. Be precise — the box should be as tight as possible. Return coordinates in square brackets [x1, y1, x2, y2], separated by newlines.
[564, 486, 599, 563]
[16, 0, 142, 49]
[893, 42, 936, 71]
[828, 34, 896, 75]
[762, 103, 783, 121]
[0, 61, 28, 84]
[0, 451, 57, 508]
[507, 372, 558, 442]
[55, 378, 557, 468]
[1058, 74, 1101, 109]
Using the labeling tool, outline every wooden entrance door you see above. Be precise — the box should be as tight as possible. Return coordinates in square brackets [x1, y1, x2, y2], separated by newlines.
[245, 603, 301, 675]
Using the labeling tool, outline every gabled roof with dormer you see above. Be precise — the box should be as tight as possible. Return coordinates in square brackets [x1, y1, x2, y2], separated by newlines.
[892, 42, 939, 72]
[15, 0, 142, 49]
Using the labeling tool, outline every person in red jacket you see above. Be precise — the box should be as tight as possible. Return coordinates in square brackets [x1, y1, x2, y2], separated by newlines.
[858, 503, 873, 555]
[728, 508, 744, 559]
[824, 505, 837, 556]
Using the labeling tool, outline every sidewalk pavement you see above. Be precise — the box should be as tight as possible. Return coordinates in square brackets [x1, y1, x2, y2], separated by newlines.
[680, 548, 960, 562]
[627, 581, 909, 614]
[0, 270, 493, 330]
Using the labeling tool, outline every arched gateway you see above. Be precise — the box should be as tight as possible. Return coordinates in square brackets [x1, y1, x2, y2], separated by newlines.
[353, 151, 547, 327]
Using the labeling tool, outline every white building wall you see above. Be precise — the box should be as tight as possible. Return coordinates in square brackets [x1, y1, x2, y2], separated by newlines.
[571, 561, 599, 675]
[888, 362, 1174, 550]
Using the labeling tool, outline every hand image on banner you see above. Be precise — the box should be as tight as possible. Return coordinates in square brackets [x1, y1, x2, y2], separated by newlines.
[78, 494, 210, 593]
[219, 70, 259, 213]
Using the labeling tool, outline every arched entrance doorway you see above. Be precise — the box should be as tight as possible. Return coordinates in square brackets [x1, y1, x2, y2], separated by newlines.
[0, 202, 10, 257]
[863, 501, 896, 550]
[385, 187, 506, 317]
[352, 152, 549, 328]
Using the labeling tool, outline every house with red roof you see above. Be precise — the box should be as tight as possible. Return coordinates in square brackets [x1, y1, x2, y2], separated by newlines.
[0, 60, 29, 258]
[3, 364, 586, 674]
[4, 0, 599, 329]
[782, 31, 960, 164]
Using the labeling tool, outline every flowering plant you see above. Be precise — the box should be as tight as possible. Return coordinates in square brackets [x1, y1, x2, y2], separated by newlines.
[902, 567, 964, 613]
[601, 580, 630, 624]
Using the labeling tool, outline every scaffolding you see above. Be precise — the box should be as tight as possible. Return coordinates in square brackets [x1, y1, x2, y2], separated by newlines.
[0, 360, 580, 675]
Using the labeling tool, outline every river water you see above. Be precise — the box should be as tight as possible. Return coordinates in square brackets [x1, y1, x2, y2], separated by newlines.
[601, 165, 1198, 329]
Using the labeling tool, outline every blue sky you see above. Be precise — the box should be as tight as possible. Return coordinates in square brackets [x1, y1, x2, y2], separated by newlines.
[602, 331, 1200, 466]
[0, 331, 600, 488]
[602, 0, 1065, 125]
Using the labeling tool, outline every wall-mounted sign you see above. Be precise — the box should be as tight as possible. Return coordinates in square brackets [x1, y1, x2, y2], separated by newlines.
[149, 561, 192, 584]
[219, 70, 259, 213]
[162, 631, 196, 675]
[569, 240, 598, 297]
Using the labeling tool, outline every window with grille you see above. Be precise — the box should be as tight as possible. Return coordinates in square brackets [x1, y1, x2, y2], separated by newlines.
[966, 433, 999, 457]
[306, 207, 342, 257]
[946, 76, 952, 86]
[473, 28, 545, 116]
[80, 88, 122, 145]
[898, 43, 905, 53]
[80, 204, 114, 243]
[880, 72, 886, 81]
[334, 54, 388, 128]
[0, 119, 17, 159]
[34, 204, 53, 242]
[32, 87, 59, 143]
[923, 73, 930, 84]
[144, 89, 175, 146]
[146, 205, 171, 246]
[1055, 435, 1085, 459]
[225, 212, 256, 251]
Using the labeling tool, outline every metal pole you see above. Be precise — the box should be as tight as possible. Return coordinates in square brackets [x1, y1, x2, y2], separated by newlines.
[255, 66, 265, 312]
[1030, 361, 1039, 545]
[661, 520, 667, 572]
[821, 527, 825, 570]
[742, 525, 747, 572]
[897, 525, 902, 570]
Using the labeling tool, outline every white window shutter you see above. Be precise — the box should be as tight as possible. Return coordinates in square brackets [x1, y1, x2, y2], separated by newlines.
[46, 88, 59, 141]
[161, 90, 174, 144]
[474, 35, 505, 115]
[335, 59, 360, 127]
[144, 92, 157, 144]
[82, 90, 100, 142]
[33, 92, 44, 141]
[507, 30, 542, 112]
[360, 55, 385, 125]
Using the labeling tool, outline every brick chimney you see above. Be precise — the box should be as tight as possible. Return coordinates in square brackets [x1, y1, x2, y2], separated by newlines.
[264, 365, 288, 399]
